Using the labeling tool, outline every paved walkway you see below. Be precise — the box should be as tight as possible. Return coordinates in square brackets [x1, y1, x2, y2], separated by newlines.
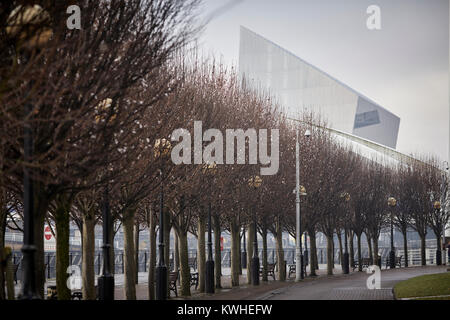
[261, 266, 448, 300]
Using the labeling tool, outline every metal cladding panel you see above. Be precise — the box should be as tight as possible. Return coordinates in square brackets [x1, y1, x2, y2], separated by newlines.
[239, 26, 400, 149]
[352, 97, 400, 149]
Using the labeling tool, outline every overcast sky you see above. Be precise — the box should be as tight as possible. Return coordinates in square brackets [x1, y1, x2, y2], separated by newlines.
[197, 0, 449, 162]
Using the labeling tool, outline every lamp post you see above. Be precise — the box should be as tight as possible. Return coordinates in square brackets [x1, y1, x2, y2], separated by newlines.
[95, 98, 116, 300]
[154, 138, 171, 300]
[241, 226, 247, 269]
[341, 192, 351, 274]
[295, 128, 310, 281]
[388, 197, 397, 269]
[203, 162, 217, 294]
[98, 185, 114, 300]
[248, 175, 262, 286]
[7, 5, 52, 300]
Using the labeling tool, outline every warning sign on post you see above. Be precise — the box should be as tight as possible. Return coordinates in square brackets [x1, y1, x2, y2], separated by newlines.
[44, 225, 52, 241]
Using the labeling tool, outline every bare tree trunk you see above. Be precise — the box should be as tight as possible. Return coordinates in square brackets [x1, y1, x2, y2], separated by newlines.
[337, 231, 343, 266]
[0, 198, 7, 300]
[420, 235, 426, 266]
[5, 247, 14, 300]
[402, 231, 408, 267]
[123, 212, 136, 300]
[373, 236, 379, 266]
[82, 213, 95, 300]
[357, 233, 362, 272]
[34, 186, 50, 298]
[177, 230, 190, 296]
[134, 222, 140, 284]
[174, 232, 180, 274]
[308, 228, 318, 276]
[246, 223, 254, 284]
[349, 231, 355, 269]
[326, 234, 334, 275]
[148, 206, 156, 300]
[197, 217, 206, 292]
[275, 217, 285, 281]
[230, 216, 240, 287]
[54, 195, 72, 300]
[213, 214, 222, 289]
[109, 218, 115, 275]
[261, 226, 268, 282]
[367, 234, 373, 264]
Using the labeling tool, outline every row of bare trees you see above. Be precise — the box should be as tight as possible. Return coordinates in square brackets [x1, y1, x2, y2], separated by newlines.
[1, 1, 448, 300]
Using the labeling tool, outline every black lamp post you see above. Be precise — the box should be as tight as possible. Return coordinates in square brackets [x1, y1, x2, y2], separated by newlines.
[154, 139, 171, 300]
[155, 168, 167, 300]
[8, 5, 52, 300]
[205, 201, 215, 293]
[203, 162, 216, 294]
[388, 197, 397, 269]
[20, 101, 40, 300]
[341, 192, 350, 274]
[248, 176, 262, 286]
[241, 226, 247, 269]
[98, 185, 115, 300]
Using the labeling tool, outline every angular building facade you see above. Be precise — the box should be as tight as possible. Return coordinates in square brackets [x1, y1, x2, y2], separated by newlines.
[239, 26, 400, 149]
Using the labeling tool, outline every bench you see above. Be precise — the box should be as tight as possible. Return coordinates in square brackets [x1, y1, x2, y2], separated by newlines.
[352, 257, 372, 271]
[385, 255, 402, 268]
[259, 263, 276, 280]
[190, 272, 199, 290]
[169, 271, 178, 297]
[47, 285, 98, 300]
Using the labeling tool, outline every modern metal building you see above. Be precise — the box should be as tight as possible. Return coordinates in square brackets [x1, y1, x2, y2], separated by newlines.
[239, 26, 400, 149]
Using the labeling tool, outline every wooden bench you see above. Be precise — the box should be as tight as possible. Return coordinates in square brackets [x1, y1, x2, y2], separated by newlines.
[352, 257, 371, 271]
[259, 263, 276, 280]
[169, 271, 179, 297]
[190, 272, 199, 290]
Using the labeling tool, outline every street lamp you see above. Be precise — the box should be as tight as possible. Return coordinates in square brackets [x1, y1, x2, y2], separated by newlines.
[96, 98, 116, 300]
[154, 138, 172, 300]
[241, 226, 247, 270]
[203, 162, 217, 294]
[341, 192, 351, 274]
[6, 5, 52, 300]
[295, 128, 310, 281]
[388, 197, 397, 269]
[248, 175, 262, 286]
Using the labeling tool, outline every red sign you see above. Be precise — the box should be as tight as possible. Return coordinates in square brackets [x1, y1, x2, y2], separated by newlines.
[44, 225, 52, 240]
[220, 236, 224, 251]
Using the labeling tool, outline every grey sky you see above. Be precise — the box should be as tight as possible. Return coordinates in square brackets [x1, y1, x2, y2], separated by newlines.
[198, 0, 449, 162]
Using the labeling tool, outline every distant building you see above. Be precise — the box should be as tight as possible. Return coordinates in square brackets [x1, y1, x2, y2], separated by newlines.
[239, 26, 400, 149]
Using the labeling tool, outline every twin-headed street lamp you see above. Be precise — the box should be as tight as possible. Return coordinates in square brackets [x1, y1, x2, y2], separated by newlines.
[154, 138, 172, 300]
[295, 128, 310, 281]
[387, 196, 397, 269]
[248, 175, 262, 286]
[203, 162, 217, 294]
